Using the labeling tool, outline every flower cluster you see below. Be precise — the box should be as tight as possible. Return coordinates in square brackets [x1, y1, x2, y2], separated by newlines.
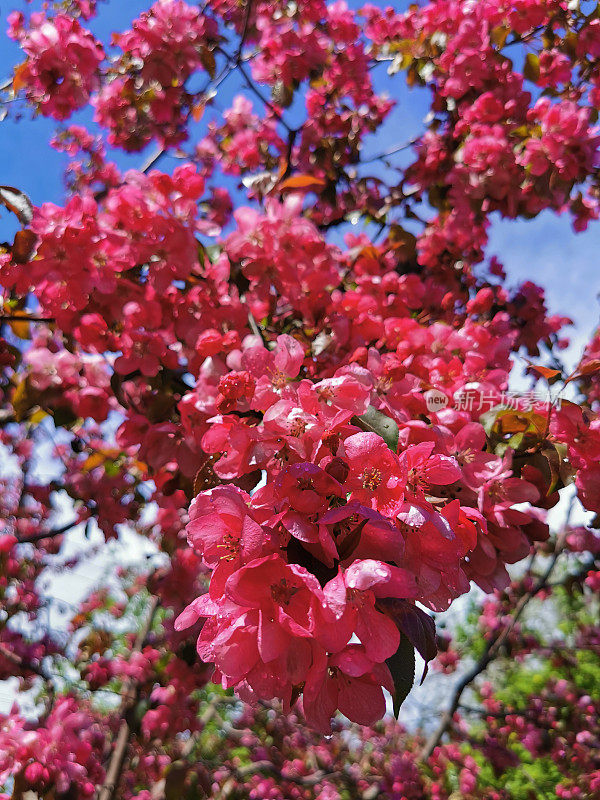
[94, 0, 219, 150]
[0, 697, 105, 797]
[2, 0, 600, 788]
[174, 325, 550, 728]
[8, 10, 103, 119]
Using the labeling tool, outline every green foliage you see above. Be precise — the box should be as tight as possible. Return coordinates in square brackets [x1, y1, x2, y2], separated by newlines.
[475, 747, 566, 799]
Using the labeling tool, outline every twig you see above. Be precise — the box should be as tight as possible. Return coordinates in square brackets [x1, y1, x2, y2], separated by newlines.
[96, 595, 159, 800]
[236, 0, 253, 64]
[362, 136, 420, 163]
[503, 25, 546, 49]
[139, 47, 237, 177]
[17, 518, 81, 544]
[247, 310, 267, 345]
[140, 148, 166, 174]
[420, 530, 569, 760]
[235, 60, 293, 132]
[0, 314, 55, 323]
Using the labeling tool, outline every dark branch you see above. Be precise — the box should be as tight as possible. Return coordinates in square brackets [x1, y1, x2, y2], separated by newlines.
[17, 518, 81, 544]
[0, 314, 55, 323]
[96, 595, 159, 800]
[419, 531, 568, 760]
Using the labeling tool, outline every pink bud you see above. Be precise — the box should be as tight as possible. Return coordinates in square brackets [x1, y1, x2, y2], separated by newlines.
[0, 535, 17, 554]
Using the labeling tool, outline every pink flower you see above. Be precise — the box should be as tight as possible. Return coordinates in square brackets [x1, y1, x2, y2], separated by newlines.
[0, 535, 17, 554]
[242, 334, 305, 410]
[303, 645, 394, 732]
[225, 554, 324, 643]
[323, 560, 418, 660]
[400, 441, 462, 498]
[185, 485, 269, 594]
[343, 432, 405, 511]
[12, 13, 103, 119]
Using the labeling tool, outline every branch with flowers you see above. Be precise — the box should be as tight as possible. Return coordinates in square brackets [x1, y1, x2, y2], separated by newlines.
[1, 0, 600, 797]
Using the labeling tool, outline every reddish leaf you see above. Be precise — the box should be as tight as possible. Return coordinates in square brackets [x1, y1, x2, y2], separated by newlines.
[8, 317, 30, 340]
[377, 598, 437, 682]
[527, 364, 561, 380]
[193, 455, 220, 495]
[493, 409, 548, 438]
[12, 229, 36, 263]
[12, 62, 28, 93]
[386, 635, 415, 718]
[541, 444, 562, 496]
[191, 102, 206, 123]
[199, 48, 216, 79]
[566, 359, 600, 383]
[388, 224, 417, 261]
[358, 245, 380, 261]
[279, 174, 326, 192]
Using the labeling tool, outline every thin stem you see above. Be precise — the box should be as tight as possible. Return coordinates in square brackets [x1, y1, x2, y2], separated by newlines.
[362, 136, 420, 163]
[0, 314, 55, 323]
[17, 518, 81, 544]
[236, 60, 293, 132]
[140, 56, 236, 175]
[236, 0, 253, 63]
[140, 148, 166, 174]
[96, 595, 159, 800]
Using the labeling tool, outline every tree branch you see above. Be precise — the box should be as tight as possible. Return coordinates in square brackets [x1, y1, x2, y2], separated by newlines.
[0, 314, 55, 323]
[17, 518, 82, 545]
[236, 0, 253, 64]
[420, 531, 568, 760]
[235, 60, 293, 132]
[140, 148, 167, 174]
[361, 136, 420, 163]
[138, 53, 236, 177]
[96, 595, 159, 800]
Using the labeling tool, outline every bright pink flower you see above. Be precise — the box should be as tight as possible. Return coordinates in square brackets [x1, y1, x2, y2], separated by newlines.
[323, 560, 417, 660]
[303, 644, 394, 732]
[242, 335, 305, 410]
[224, 554, 324, 642]
[319, 500, 405, 565]
[11, 13, 104, 119]
[343, 432, 405, 511]
[0, 535, 17, 554]
[185, 486, 269, 593]
[399, 441, 462, 498]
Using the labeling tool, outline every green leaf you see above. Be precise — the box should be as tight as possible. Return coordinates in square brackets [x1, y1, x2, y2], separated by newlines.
[490, 24, 510, 48]
[352, 405, 400, 452]
[387, 634, 415, 718]
[523, 53, 540, 83]
[104, 459, 121, 477]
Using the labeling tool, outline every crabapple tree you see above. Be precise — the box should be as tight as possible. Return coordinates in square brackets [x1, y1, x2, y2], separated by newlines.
[0, 0, 600, 797]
